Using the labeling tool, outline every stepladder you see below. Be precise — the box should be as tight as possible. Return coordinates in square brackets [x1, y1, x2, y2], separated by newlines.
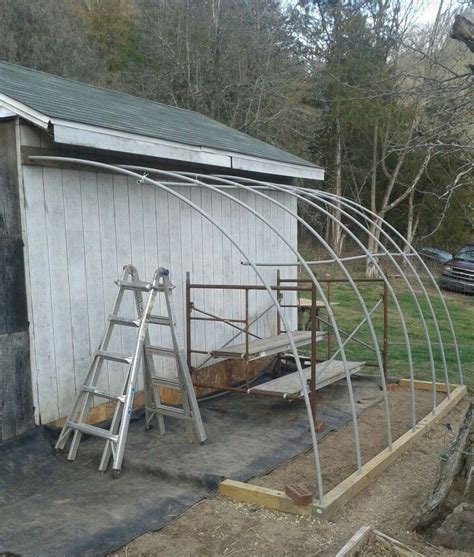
[54, 264, 207, 478]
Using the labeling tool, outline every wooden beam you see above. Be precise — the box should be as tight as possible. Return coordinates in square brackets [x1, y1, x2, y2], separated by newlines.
[218, 385, 466, 518]
[313, 384, 467, 517]
[335, 526, 372, 556]
[399, 378, 459, 393]
[336, 527, 423, 557]
[218, 479, 312, 516]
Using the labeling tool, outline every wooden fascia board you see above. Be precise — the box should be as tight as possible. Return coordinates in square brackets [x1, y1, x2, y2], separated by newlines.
[51, 118, 324, 180]
[0, 94, 50, 130]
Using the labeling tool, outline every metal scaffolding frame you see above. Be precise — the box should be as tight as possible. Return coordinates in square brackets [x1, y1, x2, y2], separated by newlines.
[29, 155, 464, 506]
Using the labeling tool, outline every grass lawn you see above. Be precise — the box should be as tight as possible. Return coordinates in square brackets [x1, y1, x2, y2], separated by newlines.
[299, 278, 473, 388]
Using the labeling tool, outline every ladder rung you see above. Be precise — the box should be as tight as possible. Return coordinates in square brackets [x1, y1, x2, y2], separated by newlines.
[148, 315, 172, 326]
[82, 385, 125, 403]
[115, 279, 153, 291]
[146, 404, 194, 421]
[66, 421, 119, 443]
[145, 346, 176, 358]
[96, 350, 132, 365]
[108, 314, 140, 328]
[152, 377, 181, 389]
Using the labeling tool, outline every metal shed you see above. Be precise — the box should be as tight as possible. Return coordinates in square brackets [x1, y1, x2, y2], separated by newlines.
[0, 62, 323, 439]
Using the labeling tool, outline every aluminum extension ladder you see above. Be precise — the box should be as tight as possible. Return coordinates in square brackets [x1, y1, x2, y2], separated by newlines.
[54, 265, 207, 478]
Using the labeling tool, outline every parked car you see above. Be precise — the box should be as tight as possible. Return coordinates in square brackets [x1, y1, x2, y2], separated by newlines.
[439, 243, 474, 295]
[419, 247, 453, 264]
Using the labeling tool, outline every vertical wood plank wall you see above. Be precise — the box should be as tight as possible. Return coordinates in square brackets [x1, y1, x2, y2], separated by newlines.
[21, 163, 298, 424]
[0, 119, 33, 441]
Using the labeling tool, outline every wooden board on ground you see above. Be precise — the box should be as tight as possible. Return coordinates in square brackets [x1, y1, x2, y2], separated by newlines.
[218, 480, 312, 516]
[314, 384, 467, 517]
[336, 525, 424, 556]
[218, 382, 467, 520]
[211, 330, 326, 360]
[249, 360, 365, 397]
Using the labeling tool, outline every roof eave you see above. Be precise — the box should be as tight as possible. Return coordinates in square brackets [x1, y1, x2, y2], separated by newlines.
[0, 95, 325, 180]
[52, 118, 324, 180]
[0, 94, 50, 129]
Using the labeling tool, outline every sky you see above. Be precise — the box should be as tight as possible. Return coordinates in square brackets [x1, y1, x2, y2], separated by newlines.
[415, 0, 444, 23]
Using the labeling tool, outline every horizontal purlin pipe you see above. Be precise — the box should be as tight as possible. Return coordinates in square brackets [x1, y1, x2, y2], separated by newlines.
[189, 283, 315, 291]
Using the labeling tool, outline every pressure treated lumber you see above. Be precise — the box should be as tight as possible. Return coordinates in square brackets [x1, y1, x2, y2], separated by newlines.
[313, 384, 467, 517]
[399, 378, 453, 393]
[219, 384, 466, 519]
[218, 480, 312, 516]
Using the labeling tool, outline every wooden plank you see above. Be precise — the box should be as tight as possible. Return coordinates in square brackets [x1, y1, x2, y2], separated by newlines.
[43, 168, 76, 418]
[336, 525, 372, 557]
[167, 188, 183, 380]
[211, 189, 225, 347]
[81, 171, 107, 393]
[63, 169, 91, 405]
[19, 125, 41, 148]
[250, 360, 365, 396]
[221, 192, 234, 332]
[16, 122, 39, 426]
[314, 384, 467, 517]
[254, 191, 264, 339]
[189, 187, 207, 367]
[211, 330, 325, 359]
[200, 187, 216, 353]
[373, 529, 424, 556]
[219, 479, 312, 516]
[399, 378, 454, 393]
[128, 177, 146, 391]
[218, 386, 466, 519]
[179, 186, 193, 347]
[247, 191, 258, 336]
[0, 119, 32, 443]
[0, 331, 33, 441]
[113, 174, 133, 385]
[48, 390, 146, 428]
[336, 527, 423, 557]
[23, 165, 60, 423]
[155, 186, 171, 377]
[97, 172, 118, 393]
[142, 181, 161, 375]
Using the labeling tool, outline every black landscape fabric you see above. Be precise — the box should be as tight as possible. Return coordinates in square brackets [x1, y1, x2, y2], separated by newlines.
[0, 378, 381, 556]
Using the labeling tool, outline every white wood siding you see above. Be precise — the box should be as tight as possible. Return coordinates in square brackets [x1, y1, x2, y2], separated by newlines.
[21, 166, 298, 424]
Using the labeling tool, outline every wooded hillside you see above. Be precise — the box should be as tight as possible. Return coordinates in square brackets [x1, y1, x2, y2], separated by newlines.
[1, 0, 472, 252]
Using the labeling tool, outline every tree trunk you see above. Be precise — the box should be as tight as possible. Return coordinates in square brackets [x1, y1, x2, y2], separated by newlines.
[406, 187, 415, 246]
[332, 117, 344, 256]
[366, 122, 380, 277]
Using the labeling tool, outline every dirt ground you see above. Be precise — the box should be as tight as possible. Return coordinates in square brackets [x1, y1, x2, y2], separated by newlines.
[251, 387, 445, 495]
[111, 390, 471, 557]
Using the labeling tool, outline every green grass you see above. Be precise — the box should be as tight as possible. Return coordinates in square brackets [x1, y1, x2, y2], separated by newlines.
[299, 278, 474, 388]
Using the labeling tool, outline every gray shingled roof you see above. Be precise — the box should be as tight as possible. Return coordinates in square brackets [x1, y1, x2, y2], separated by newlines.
[0, 61, 317, 169]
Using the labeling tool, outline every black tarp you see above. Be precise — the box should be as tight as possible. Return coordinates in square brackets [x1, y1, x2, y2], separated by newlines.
[0, 378, 381, 556]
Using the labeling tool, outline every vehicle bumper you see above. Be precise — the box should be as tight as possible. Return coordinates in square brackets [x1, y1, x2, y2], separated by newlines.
[439, 276, 474, 294]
